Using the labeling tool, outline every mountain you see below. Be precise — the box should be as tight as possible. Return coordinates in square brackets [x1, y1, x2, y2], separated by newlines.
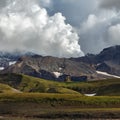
[1, 55, 99, 81]
[70, 45, 120, 76]
[0, 45, 120, 81]
[96, 45, 120, 63]
[95, 45, 120, 76]
[0, 51, 35, 69]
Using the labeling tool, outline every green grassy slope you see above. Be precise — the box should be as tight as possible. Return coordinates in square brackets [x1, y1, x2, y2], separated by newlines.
[0, 83, 20, 93]
[61, 78, 120, 96]
[0, 73, 120, 95]
[0, 74, 80, 94]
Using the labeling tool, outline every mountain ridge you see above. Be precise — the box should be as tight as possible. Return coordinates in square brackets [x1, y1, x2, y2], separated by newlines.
[0, 45, 120, 81]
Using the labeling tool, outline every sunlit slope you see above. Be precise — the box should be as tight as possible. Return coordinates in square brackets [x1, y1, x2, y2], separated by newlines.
[0, 73, 120, 95]
[0, 74, 80, 94]
[0, 83, 20, 93]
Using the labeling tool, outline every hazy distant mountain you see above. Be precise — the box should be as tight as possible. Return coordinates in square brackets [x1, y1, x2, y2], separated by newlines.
[0, 51, 35, 69]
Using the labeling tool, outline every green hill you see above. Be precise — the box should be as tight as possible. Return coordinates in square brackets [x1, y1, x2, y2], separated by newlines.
[0, 73, 120, 95]
[0, 73, 80, 94]
[61, 78, 120, 96]
[0, 83, 20, 93]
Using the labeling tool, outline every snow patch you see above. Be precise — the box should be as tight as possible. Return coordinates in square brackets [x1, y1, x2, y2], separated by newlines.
[9, 61, 17, 66]
[0, 67, 4, 70]
[53, 72, 62, 78]
[84, 93, 96, 96]
[59, 67, 62, 71]
[96, 71, 120, 78]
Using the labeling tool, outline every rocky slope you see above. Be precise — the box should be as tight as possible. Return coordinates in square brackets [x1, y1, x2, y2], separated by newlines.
[95, 45, 120, 76]
[1, 55, 98, 81]
[70, 45, 120, 76]
[0, 51, 35, 69]
[0, 45, 120, 81]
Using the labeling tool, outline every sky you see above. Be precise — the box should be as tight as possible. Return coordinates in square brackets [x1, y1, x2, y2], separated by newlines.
[0, 0, 120, 57]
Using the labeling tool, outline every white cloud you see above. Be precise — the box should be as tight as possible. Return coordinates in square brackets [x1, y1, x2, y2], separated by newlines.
[80, 15, 98, 33]
[0, 0, 84, 57]
[50, 0, 99, 27]
[49, 0, 120, 54]
[79, 11, 120, 54]
[108, 24, 120, 45]
[1, 0, 120, 56]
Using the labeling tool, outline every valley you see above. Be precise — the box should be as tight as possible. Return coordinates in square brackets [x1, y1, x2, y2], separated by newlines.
[0, 0, 120, 119]
[0, 73, 120, 119]
[0, 93, 120, 119]
[0, 46, 120, 119]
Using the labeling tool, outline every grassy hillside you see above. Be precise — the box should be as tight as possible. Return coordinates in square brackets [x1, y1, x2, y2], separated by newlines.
[62, 78, 120, 96]
[0, 83, 20, 93]
[0, 74, 80, 94]
[0, 73, 120, 95]
[0, 74, 120, 119]
[61, 78, 120, 96]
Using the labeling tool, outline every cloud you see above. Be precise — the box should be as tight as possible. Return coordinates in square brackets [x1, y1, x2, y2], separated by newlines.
[79, 14, 108, 54]
[79, 10, 120, 54]
[46, 0, 120, 54]
[1, 0, 120, 56]
[39, 0, 52, 8]
[0, 0, 84, 57]
[50, 0, 99, 27]
[0, 0, 7, 8]
[108, 24, 120, 45]
[100, 0, 120, 10]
